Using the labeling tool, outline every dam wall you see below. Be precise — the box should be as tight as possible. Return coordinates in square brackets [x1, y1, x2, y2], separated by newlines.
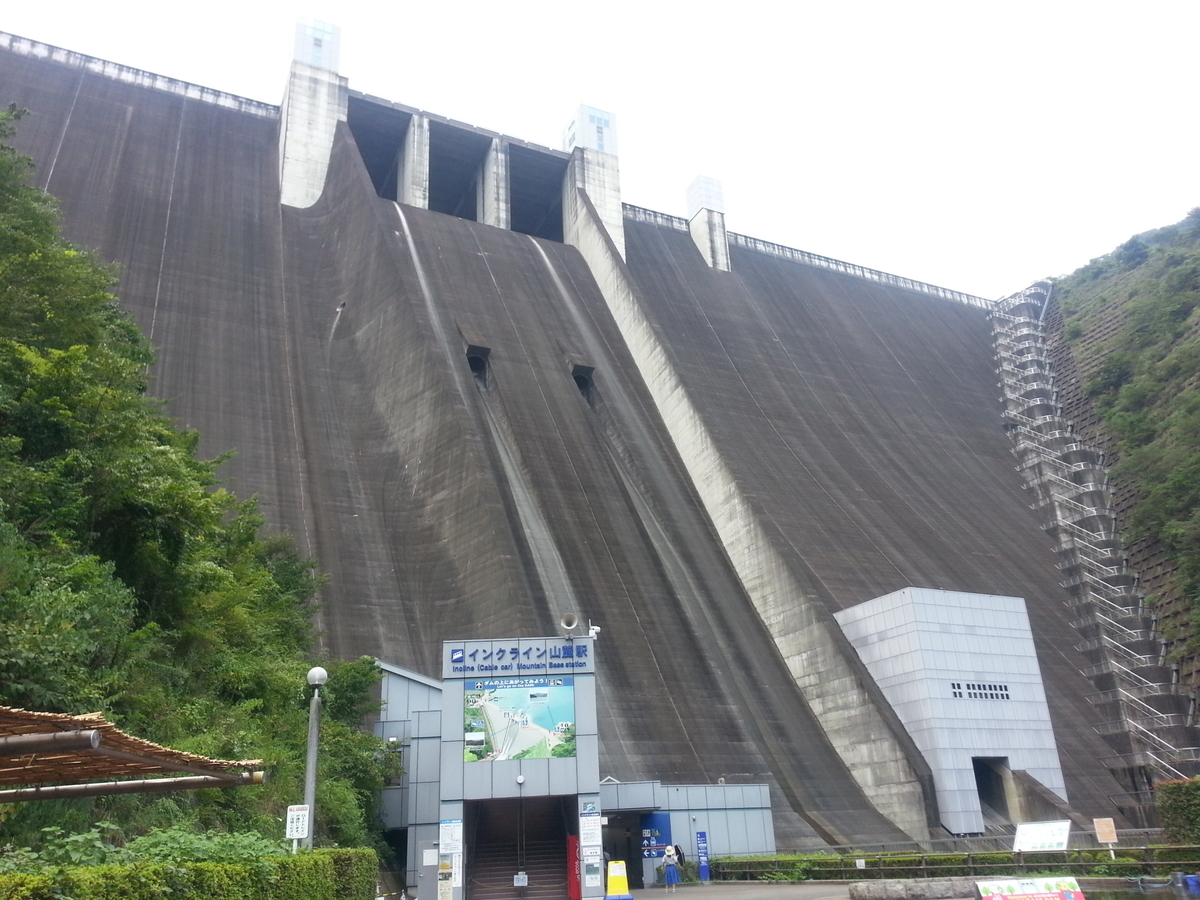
[287, 126, 923, 843]
[616, 217, 1137, 820]
[0, 34, 1145, 840]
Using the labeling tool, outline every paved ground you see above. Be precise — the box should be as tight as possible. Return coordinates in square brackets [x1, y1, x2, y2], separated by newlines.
[630, 882, 853, 900]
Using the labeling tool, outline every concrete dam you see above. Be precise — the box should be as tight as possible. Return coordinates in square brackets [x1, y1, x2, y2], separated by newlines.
[3, 28, 1192, 850]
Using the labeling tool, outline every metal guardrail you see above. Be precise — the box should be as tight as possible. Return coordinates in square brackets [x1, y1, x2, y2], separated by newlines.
[727, 233, 993, 309]
[0, 32, 279, 118]
[990, 285, 1198, 782]
[620, 203, 993, 309]
[767, 831, 1168, 858]
[710, 845, 1200, 882]
[622, 205, 689, 232]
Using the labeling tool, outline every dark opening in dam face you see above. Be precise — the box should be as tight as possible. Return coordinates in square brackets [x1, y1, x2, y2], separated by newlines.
[0, 32, 1150, 846]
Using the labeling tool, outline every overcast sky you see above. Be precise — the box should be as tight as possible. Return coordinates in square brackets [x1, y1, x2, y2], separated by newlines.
[4, 1, 1197, 299]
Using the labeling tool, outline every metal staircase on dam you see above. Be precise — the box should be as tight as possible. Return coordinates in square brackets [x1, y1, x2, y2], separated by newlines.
[990, 283, 1200, 812]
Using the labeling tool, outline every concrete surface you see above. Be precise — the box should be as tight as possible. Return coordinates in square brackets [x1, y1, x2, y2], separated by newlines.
[0, 33, 1141, 848]
[632, 884, 852, 900]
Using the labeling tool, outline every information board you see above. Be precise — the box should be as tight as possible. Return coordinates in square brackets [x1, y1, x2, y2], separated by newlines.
[285, 805, 310, 840]
[1013, 821, 1071, 852]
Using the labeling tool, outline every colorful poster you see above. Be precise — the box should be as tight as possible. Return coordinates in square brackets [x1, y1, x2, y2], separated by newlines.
[977, 877, 1086, 900]
[463, 676, 575, 761]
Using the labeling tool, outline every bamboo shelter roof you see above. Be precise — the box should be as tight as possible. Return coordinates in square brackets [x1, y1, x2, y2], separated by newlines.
[0, 705, 261, 789]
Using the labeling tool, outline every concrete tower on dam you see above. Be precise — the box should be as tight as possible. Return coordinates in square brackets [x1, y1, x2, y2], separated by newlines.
[2, 22, 1197, 865]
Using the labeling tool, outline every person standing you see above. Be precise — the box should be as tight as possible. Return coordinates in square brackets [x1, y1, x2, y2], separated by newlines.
[662, 844, 681, 893]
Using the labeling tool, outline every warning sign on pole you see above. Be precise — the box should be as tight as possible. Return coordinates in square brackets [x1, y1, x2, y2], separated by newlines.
[286, 805, 310, 840]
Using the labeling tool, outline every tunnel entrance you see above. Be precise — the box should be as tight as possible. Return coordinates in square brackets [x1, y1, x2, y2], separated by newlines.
[466, 345, 492, 388]
[572, 364, 595, 406]
[973, 757, 1012, 827]
[466, 796, 572, 900]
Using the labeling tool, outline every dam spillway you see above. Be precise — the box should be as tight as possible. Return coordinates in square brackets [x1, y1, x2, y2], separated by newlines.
[0, 29, 1167, 844]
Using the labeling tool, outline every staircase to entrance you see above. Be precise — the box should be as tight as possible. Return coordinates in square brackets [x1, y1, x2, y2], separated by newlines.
[468, 797, 570, 900]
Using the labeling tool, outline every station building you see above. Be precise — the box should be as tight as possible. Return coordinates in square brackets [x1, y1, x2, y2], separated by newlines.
[376, 636, 775, 898]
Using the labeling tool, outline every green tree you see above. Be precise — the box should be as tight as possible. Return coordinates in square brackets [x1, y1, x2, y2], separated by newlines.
[0, 106, 396, 853]
[1057, 210, 1200, 657]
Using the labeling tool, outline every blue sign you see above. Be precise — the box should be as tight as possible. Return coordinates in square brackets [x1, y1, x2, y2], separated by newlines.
[696, 831, 710, 882]
[443, 637, 596, 679]
[640, 812, 672, 858]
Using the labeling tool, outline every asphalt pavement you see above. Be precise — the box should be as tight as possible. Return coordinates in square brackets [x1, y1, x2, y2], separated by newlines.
[630, 882, 853, 900]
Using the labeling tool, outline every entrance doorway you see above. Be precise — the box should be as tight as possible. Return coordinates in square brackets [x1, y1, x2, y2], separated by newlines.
[973, 757, 1012, 828]
[466, 796, 572, 900]
[600, 812, 646, 890]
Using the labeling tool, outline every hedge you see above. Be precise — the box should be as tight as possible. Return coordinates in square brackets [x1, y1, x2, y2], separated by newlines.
[710, 848, 1193, 882]
[0, 849, 377, 900]
[0, 874, 54, 900]
[1157, 779, 1200, 844]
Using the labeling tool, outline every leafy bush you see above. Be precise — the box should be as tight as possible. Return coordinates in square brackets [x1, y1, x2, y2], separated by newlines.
[1087, 856, 1143, 877]
[0, 849, 377, 900]
[319, 849, 378, 900]
[0, 873, 54, 900]
[1153, 846, 1200, 863]
[879, 855, 924, 878]
[119, 826, 286, 864]
[1157, 779, 1200, 843]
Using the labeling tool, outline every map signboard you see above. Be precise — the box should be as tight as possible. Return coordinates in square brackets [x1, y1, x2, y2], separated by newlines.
[1013, 821, 1071, 852]
[463, 676, 576, 761]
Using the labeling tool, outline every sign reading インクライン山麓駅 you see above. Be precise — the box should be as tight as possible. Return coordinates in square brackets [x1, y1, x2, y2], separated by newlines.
[444, 638, 594, 763]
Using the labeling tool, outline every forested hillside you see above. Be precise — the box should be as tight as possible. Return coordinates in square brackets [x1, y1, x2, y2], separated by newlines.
[0, 107, 395, 849]
[1052, 208, 1200, 680]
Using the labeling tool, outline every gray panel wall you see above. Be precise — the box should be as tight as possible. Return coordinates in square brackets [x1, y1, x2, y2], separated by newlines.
[601, 781, 775, 859]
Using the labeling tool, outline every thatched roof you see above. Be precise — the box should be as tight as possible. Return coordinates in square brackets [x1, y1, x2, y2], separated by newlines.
[0, 706, 263, 800]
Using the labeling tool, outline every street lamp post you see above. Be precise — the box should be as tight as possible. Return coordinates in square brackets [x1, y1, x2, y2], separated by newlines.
[302, 666, 328, 849]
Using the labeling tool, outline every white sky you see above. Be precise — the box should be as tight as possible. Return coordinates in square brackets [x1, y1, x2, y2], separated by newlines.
[4, 0, 1197, 299]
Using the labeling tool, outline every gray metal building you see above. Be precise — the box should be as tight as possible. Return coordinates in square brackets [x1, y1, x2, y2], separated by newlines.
[377, 640, 775, 898]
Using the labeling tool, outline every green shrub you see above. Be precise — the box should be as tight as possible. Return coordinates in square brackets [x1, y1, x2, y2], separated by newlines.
[923, 855, 969, 877]
[970, 853, 1019, 877]
[62, 863, 172, 900]
[1157, 779, 1200, 843]
[803, 855, 847, 876]
[1153, 846, 1200, 863]
[318, 849, 378, 900]
[120, 826, 286, 864]
[1088, 856, 1143, 877]
[178, 863, 260, 900]
[880, 856, 922, 878]
[0, 873, 54, 900]
[0, 849, 377, 900]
